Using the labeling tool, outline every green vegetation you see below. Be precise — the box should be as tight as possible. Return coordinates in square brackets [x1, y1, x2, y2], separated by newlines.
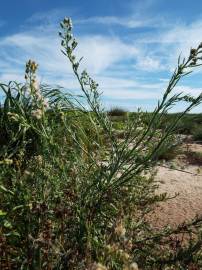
[129, 113, 202, 138]
[161, 113, 202, 137]
[1, 17, 202, 270]
[193, 125, 202, 141]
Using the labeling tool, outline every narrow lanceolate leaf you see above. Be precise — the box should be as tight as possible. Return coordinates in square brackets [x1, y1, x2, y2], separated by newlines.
[0, 185, 14, 195]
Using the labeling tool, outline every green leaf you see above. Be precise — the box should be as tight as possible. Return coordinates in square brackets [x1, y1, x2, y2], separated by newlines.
[0, 209, 7, 216]
[5, 231, 20, 237]
[0, 185, 14, 195]
[4, 220, 12, 229]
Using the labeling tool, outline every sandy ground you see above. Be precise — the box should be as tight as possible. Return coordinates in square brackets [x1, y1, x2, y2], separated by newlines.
[151, 143, 202, 228]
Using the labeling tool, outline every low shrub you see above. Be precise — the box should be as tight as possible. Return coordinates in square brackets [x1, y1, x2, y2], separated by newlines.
[193, 125, 202, 141]
[108, 107, 128, 117]
[186, 151, 202, 165]
[112, 121, 126, 130]
[156, 143, 182, 161]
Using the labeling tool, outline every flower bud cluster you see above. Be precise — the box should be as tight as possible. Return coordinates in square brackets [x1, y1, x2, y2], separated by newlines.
[60, 17, 73, 31]
[80, 70, 99, 93]
[34, 155, 43, 165]
[25, 59, 38, 76]
[189, 45, 202, 66]
[25, 59, 39, 95]
[59, 17, 81, 72]
[190, 48, 197, 57]
[59, 17, 100, 95]
[24, 59, 49, 119]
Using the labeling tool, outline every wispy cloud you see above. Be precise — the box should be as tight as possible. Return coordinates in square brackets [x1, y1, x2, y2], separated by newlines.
[135, 20, 202, 70]
[0, 8, 202, 112]
[75, 16, 159, 29]
[0, 31, 139, 76]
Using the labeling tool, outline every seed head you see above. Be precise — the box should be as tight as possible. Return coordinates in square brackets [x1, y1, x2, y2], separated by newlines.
[129, 262, 139, 270]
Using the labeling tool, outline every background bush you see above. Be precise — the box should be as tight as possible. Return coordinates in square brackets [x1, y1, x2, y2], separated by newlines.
[193, 125, 202, 141]
[108, 107, 128, 118]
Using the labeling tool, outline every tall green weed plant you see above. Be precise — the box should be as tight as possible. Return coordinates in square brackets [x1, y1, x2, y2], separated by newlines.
[1, 17, 202, 270]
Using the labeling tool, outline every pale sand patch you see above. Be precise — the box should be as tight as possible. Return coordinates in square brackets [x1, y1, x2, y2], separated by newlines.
[151, 164, 202, 228]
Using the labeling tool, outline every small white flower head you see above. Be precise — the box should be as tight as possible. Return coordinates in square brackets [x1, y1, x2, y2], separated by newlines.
[115, 223, 126, 237]
[32, 79, 40, 93]
[129, 262, 139, 270]
[123, 252, 130, 261]
[92, 263, 107, 270]
[31, 109, 43, 120]
[34, 155, 43, 165]
[43, 98, 49, 109]
[35, 92, 42, 101]
[126, 240, 133, 250]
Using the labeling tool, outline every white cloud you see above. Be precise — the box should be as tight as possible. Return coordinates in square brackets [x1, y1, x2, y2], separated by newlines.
[135, 55, 162, 71]
[0, 29, 143, 102]
[0, 29, 139, 78]
[135, 20, 202, 70]
[0, 72, 23, 82]
[76, 35, 138, 74]
[76, 16, 155, 29]
[174, 85, 202, 97]
[0, 10, 202, 112]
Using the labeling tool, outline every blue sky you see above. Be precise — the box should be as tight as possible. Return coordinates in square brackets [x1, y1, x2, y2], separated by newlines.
[0, 0, 202, 112]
